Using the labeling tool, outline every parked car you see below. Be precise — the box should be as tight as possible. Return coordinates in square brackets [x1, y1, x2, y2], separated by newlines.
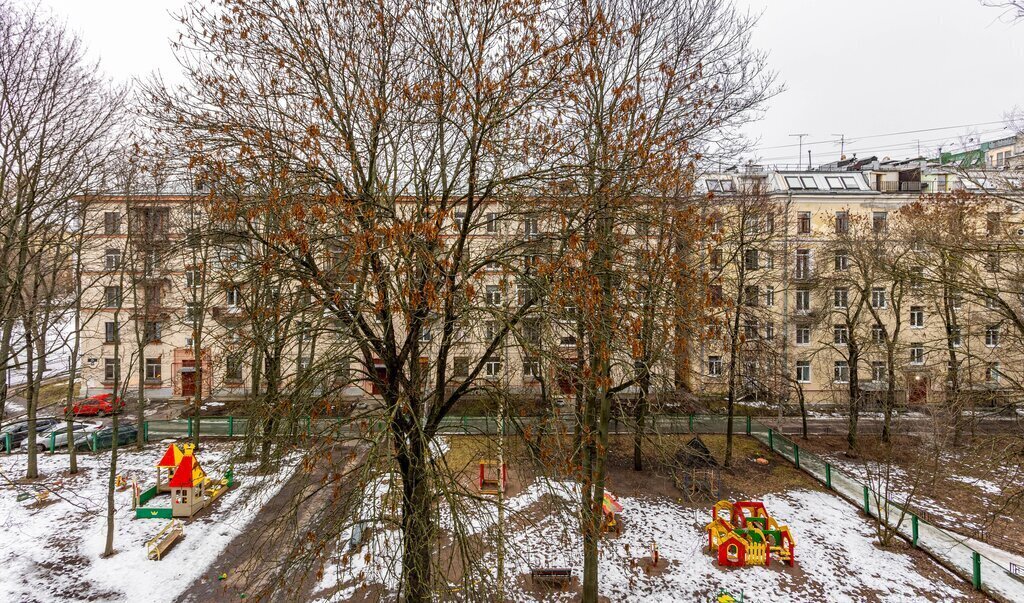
[64, 393, 125, 417]
[0, 418, 59, 449]
[34, 422, 101, 453]
[74, 423, 138, 451]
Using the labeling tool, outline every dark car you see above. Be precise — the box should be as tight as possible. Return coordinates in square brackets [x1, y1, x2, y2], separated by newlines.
[0, 418, 60, 449]
[74, 423, 138, 451]
[64, 393, 125, 417]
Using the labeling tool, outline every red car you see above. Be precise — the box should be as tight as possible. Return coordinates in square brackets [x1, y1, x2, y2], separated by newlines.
[65, 393, 125, 417]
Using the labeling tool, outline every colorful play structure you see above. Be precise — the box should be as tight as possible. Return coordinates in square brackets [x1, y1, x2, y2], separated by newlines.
[477, 460, 507, 495]
[135, 443, 234, 520]
[601, 491, 623, 535]
[705, 500, 796, 568]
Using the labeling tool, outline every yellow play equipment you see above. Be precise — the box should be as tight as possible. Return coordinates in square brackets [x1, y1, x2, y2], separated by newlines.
[705, 500, 796, 568]
[136, 443, 234, 520]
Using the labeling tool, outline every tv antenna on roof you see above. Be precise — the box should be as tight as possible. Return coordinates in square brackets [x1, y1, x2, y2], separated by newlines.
[789, 133, 809, 168]
[832, 133, 845, 159]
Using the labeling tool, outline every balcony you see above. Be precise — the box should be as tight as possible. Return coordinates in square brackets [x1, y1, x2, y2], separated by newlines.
[212, 305, 246, 324]
[873, 181, 924, 193]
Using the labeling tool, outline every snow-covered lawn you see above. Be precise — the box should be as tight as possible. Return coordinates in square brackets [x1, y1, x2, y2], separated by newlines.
[314, 480, 969, 602]
[0, 442, 296, 603]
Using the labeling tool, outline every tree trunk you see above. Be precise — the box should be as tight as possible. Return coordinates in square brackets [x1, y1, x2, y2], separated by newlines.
[24, 322, 38, 478]
[103, 410, 119, 557]
[846, 342, 861, 453]
[633, 368, 649, 472]
[396, 430, 433, 603]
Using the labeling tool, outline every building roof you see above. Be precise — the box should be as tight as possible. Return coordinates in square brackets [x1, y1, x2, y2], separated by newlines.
[168, 453, 206, 488]
[156, 443, 184, 468]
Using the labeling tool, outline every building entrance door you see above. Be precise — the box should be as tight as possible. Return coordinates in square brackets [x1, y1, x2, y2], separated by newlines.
[181, 361, 196, 397]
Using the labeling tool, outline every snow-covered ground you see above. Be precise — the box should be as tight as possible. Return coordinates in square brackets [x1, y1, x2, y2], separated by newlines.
[815, 450, 1024, 573]
[313, 481, 970, 602]
[0, 442, 297, 603]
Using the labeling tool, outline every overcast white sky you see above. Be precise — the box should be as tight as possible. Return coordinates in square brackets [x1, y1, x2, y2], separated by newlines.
[24, 0, 1024, 166]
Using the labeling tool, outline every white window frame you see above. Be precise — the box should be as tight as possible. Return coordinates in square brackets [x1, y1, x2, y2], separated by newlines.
[796, 361, 811, 383]
[833, 361, 849, 383]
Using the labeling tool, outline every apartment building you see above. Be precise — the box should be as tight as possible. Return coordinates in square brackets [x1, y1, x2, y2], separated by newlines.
[78, 162, 1023, 410]
[696, 164, 1024, 407]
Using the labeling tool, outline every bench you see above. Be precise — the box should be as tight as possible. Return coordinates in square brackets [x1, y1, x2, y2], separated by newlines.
[530, 567, 573, 589]
[146, 519, 184, 560]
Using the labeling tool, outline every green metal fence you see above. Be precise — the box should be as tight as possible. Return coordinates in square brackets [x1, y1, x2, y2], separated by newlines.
[748, 418, 1024, 603]
[4, 410, 1022, 600]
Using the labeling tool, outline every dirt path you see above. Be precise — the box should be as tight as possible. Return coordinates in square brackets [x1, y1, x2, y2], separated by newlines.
[175, 444, 363, 603]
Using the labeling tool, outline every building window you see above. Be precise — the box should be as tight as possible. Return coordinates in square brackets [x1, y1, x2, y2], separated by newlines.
[226, 286, 241, 307]
[765, 286, 775, 307]
[986, 363, 1001, 383]
[485, 285, 502, 306]
[871, 323, 885, 343]
[485, 261, 501, 272]
[910, 344, 924, 365]
[710, 284, 724, 306]
[485, 212, 499, 233]
[764, 322, 775, 340]
[872, 211, 888, 233]
[104, 286, 121, 308]
[523, 217, 540, 237]
[226, 356, 243, 381]
[871, 287, 886, 309]
[835, 211, 849, 234]
[795, 361, 811, 383]
[796, 288, 810, 312]
[744, 285, 760, 307]
[795, 325, 810, 345]
[834, 287, 848, 309]
[910, 306, 924, 328]
[744, 319, 759, 340]
[871, 361, 886, 382]
[144, 285, 162, 308]
[985, 325, 999, 347]
[104, 248, 121, 270]
[985, 294, 998, 309]
[744, 248, 760, 271]
[833, 250, 849, 271]
[797, 212, 811, 234]
[186, 302, 202, 322]
[104, 321, 117, 343]
[298, 356, 312, 374]
[144, 358, 161, 382]
[453, 356, 469, 377]
[834, 361, 849, 383]
[987, 212, 1001, 236]
[104, 358, 117, 382]
[910, 266, 924, 291]
[708, 356, 722, 377]
[485, 320, 500, 342]
[484, 356, 502, 378]
[795, 249, 810, 279]
[185, 269, 201, 289]
[143, 249, 159, 276]
[949, 327, 962, 348]
[801, 176, 818, 189]
[833, 324, 848, 344]
[103, 211, 121, 235]
[143, 321, 161, 343]
[523, 356, 540, 377]
[986, 253, 1000, 273]
[710, 248, 723, 270]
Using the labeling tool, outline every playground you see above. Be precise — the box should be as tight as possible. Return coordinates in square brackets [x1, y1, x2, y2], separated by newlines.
[311, 434, 984, 602]
[0, 442, 297, 603]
